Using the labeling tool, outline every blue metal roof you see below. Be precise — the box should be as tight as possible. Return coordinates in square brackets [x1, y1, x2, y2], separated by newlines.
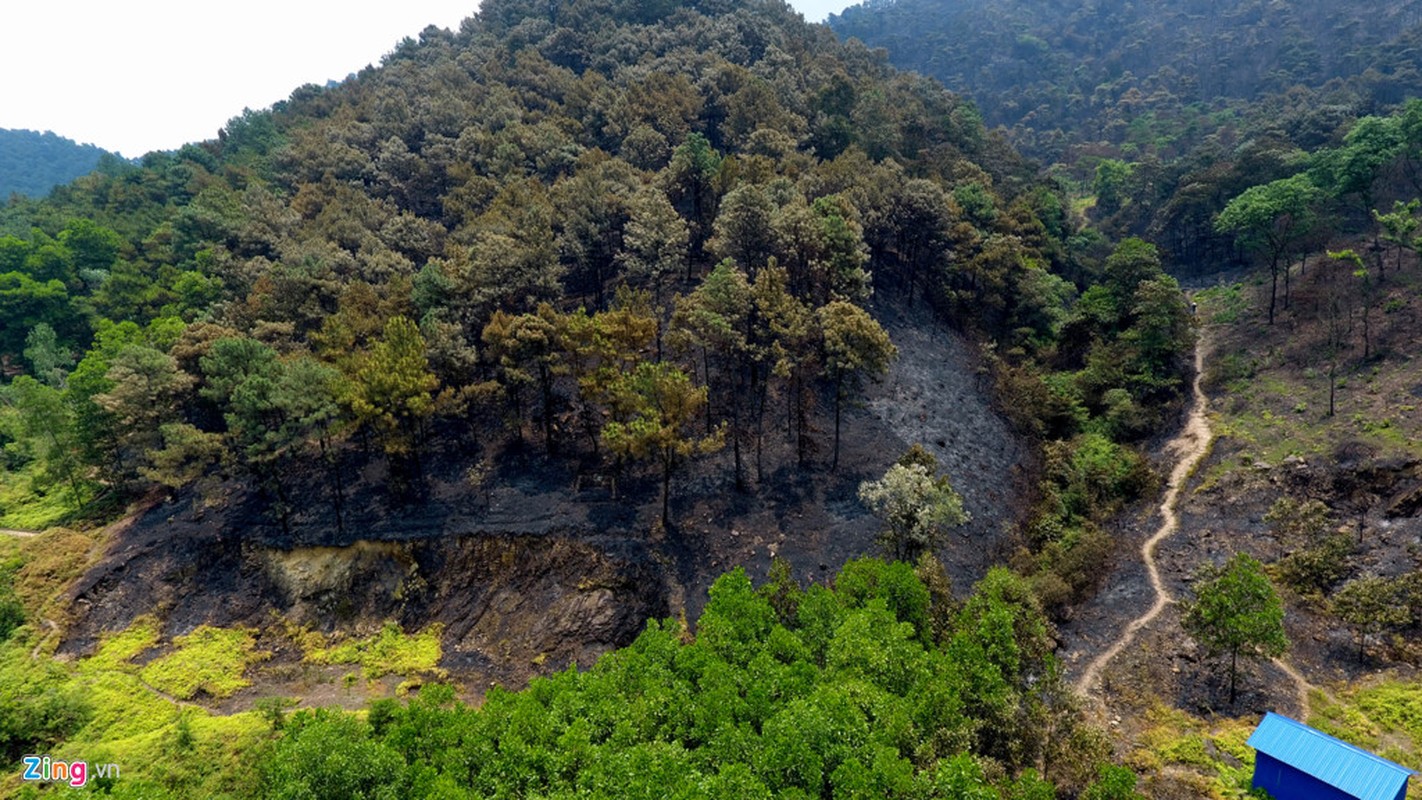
[1248, 712, 1417, 800]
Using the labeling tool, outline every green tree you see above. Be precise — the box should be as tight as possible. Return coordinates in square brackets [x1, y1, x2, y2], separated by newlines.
[601, 361, 723, 529]
[1093, 159, 1132, 217]
[1331, 575, 1411, 661]
[753, 264, 818, 468]
[1314, 115, 1404, 240]
[709, 183, 779, 273]
[1372, 199, 1420, 273]
[9, 375, 87, 511]
[1328, 249, 1375, 360]
[23, 323, 72, 387]
[94, 344, 195, 487]
[947, 567, 1059, 772]
[1181, 553, 1288, 705]
[560, 293, 658, 456]
[199, 337, 280, 406]
[276, 357, 348, 531]
[141, 422, 225, 498]
[553, 155, 640, 308]
[668, 261, 753, 487]
[858, 462, 969, 562]
[0, 272, 72, 359]
[819, 301, 897, 470]
[884, 179, 952, 305]
[482, 305, 564, 454]
[663, 132, 723, 262]
[1215, 174, 1322, 325]
[347, 317, 439, 463]
[619, 186, 688, 305]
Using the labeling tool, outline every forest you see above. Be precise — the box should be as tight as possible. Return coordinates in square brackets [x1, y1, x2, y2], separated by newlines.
[0, 130, 116, 200]
[3, 0, 1421, 796]
[831, 0, 1422, 272]
[0, 0, 1192, 601]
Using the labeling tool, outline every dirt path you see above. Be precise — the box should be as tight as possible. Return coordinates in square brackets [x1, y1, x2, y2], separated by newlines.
[1075, 337, 1212, 702]
[1270, 657, 1316, 720]
[0, 528, 39, 538]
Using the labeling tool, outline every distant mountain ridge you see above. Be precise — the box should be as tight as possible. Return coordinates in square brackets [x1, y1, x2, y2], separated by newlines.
[830, 0, 1422, 272]
[0, 128, 118, 198]
[830, 0, 1422, 159]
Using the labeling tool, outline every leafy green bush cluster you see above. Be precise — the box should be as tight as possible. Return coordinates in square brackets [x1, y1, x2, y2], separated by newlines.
[0, 630, 92, 766]
[259, 560, 1131, 799]
[989, 237, 1189, 613]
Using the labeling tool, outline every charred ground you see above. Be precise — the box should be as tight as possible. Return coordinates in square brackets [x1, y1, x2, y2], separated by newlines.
[57, 297, 1031, 698]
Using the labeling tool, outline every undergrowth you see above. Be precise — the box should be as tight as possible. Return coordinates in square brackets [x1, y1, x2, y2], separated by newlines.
[139, 626, 270, 700]
[304, 621, 445, 679]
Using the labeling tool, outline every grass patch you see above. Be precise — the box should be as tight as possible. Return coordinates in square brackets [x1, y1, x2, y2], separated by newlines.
[1196, 282, 1250, 324]
[87, 615, 163, 671]
[139, 626, 271, 700]
[1131, 703, 1259, 799]
[55, 665, 270, 798]
[0, 624, 266, 799]
[12, 528, 98, 618]
[305, 621, 445, 679]
[1313, 679, 1422, 782]
[0, 462, 82, 531]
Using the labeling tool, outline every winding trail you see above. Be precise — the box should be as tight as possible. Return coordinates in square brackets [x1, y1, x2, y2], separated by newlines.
[1075, 338, 1212, 702]
[1073, 333, 1321, 721]
[0, 528, 39, 538]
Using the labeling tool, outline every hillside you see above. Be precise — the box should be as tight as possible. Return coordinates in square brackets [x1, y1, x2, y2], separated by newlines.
[831, 0, 1422, 156]
[0, 0, 1208, 794]
[0, 129, 116, 199]
[830, 0, 1422, 271]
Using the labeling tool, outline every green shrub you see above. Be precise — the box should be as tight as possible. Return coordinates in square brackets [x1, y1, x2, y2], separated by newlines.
[1275, 533, 1353, 598]
[1045, 433, 1154, 522]
[139, 626, 269, 700]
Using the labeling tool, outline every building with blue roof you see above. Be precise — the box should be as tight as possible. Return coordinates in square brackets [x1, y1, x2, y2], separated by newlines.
[1247, 712, 1416, 800]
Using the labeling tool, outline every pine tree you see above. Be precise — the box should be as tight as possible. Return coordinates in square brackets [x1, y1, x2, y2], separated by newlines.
[348, 317, 439, 462]
[819, 301, 896, 470]
[601, 362, 723, 529]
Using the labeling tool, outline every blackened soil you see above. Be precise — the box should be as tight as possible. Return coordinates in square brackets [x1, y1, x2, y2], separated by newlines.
[60, 302, 1032, 696]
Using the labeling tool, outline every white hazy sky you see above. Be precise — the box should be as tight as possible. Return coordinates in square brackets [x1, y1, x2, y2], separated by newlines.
[1, 0, 852, 158]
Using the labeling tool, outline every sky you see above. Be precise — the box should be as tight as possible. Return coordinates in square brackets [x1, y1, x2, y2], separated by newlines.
[1, 0, 852, 158]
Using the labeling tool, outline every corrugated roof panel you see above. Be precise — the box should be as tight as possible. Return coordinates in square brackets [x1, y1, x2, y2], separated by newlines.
[1247, 712, 1416, 800]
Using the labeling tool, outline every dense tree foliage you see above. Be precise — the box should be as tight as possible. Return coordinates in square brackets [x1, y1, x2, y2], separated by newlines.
[0, 0, 1191, 545]
[0, 129, 118, 199]
[248, 560, 1130, 800]
[831, 0, 1422, 273]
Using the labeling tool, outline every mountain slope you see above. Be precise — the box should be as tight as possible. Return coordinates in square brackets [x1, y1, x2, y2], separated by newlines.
[830, 0, 1422, 271]
[831, 0, 1422, 157]
[0, 0, 1192, 794]
[0, 129, 117, 198]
